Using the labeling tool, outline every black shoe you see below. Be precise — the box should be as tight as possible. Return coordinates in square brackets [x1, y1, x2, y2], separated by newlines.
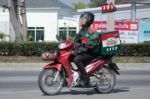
[84, 75, 91, 87]
[77, 80, 84, 87]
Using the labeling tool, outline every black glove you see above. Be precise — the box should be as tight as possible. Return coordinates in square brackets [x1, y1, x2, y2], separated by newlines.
[75, 43, 86, 47]
[75, 43, 80, 48]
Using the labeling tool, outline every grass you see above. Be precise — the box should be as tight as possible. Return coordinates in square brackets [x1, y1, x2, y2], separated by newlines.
[113, 56, 150, 63]
[0, 56, 149, 63]
[0, 56, 47, 63]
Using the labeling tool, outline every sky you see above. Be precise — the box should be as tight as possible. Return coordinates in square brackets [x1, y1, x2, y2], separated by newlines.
[58, 0, 90, 7]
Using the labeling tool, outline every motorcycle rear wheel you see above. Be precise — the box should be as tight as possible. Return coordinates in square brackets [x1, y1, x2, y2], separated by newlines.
[94, 66, 116, 94]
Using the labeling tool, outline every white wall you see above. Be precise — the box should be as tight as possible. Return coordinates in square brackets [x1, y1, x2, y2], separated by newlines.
[0, 8, 9, 34]
[75, 8, 150, 21]
[136, 9, 150, 19]
[26, 9, 58, 41]
[114, 9, 150, 20]
[58, 19, 77, 27]
[0, 8, 10, 41]
[74, 8, 150, 33]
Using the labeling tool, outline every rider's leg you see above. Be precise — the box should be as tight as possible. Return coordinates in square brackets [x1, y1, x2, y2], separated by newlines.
[80, 53, 97, 86]
[73, 55, 87, 81]
[73, 53, 96, 86]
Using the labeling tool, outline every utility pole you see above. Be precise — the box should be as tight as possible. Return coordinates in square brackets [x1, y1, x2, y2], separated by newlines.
[20, 0, 27, 41]
[8, 0, 23, 42]
[131, 0, 136, 21]
[106, 0, 115, 31]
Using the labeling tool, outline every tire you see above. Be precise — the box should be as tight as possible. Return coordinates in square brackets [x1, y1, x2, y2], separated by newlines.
[38, 69, 64, 95]
[94, 66, 116, 94]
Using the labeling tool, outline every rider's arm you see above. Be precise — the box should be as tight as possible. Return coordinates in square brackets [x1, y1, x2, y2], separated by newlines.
[74, 32, 82, 44]
[85, 31, 99, 48]
[74, 32, 88, 52]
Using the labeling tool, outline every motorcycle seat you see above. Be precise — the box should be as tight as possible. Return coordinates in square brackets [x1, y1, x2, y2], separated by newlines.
[90, 56, 102, 63]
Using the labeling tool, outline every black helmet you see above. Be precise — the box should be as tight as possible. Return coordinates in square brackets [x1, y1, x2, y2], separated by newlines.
[80, 12, 95, 27]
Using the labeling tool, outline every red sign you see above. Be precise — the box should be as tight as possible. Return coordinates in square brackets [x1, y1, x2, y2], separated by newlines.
[92, 21, 138, 31]
[102, 31, 120, 40]
[115, 22, 138, 31]
[92, 21, 106, 30]
[101, 3, 117, 13]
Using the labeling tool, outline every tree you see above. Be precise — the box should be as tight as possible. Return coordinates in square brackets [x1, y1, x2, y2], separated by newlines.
[8, 0, 23, 43]
[73, 2, 87, 9]
[7, 0, 27, 43]
[89, 0, 122, 7]
[115, 0, 122, 5]
[20, 0, 27, 42]
[89, 0, 106, 7]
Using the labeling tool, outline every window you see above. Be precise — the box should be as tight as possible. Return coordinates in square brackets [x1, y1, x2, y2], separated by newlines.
[59, 27, 67, 40]
[58, 27, 76, 40]
[27, 27, 44, 42]
[68, 27, 76, 37]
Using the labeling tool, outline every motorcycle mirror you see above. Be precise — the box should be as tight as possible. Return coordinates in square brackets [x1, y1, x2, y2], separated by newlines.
[56, 34, 66, 41]
[56, 34, 60, 41]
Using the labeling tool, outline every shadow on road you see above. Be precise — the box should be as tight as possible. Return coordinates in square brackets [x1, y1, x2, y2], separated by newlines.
[112, 87, 130, 93]
[42, 87, 130, 96]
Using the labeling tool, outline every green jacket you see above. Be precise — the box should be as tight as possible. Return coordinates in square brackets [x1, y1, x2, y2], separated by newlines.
[74, 27, 99, 55]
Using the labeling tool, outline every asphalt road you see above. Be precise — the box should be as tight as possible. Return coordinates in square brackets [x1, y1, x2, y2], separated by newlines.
[0, 70, 150, 99]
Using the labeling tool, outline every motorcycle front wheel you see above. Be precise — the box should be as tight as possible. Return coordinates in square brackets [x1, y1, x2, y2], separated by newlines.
[94, 66, 116, 94]
[38, 69, 64, 95]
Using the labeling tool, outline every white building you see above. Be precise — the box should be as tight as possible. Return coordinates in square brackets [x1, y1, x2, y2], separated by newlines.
[0, 0, 77, 42]
[74, 4, 150, 43]
[0, 0, 150, 42]
[74, 4, 150, 24]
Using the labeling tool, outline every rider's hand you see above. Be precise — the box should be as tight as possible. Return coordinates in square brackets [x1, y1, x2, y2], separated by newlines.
[75, 43, 81, 47]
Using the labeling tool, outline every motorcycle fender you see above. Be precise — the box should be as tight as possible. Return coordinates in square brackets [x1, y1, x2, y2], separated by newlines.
[109, 63, 120, 75]
[43, 62, 62, 71]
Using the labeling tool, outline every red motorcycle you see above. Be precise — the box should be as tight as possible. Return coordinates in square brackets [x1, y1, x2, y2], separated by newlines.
[38, 40, 120, 95]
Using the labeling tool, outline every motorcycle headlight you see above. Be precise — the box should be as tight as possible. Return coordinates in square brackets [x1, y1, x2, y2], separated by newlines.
[58, 43, 67, 49]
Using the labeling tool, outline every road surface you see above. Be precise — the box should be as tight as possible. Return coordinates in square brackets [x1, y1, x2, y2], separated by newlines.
[0, 70, 150, 99]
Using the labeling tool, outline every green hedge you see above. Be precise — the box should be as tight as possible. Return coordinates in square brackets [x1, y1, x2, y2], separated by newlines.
[119, 43, 150, 56]
[0, 42, 58, 56]
[0, 42, 149, 56]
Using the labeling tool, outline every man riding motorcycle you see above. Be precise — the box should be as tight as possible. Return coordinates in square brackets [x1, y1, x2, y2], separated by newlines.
[73, 12, 99, 86]
[39, 12, 120, 95]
